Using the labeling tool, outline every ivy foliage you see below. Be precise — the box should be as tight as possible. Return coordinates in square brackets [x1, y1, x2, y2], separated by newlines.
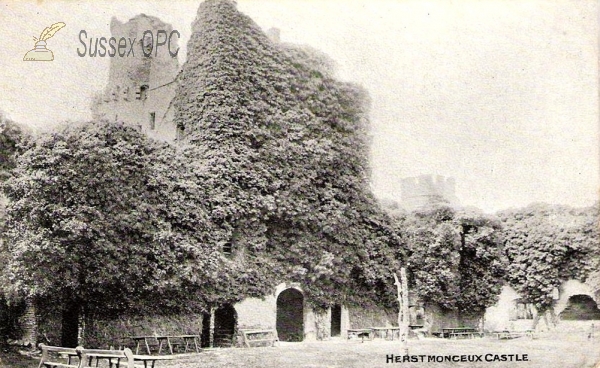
[499, 202, 599, 311]
[0, 121, 226, 315]
[173, 0, 399, 309]
[394, 205, 506, 316]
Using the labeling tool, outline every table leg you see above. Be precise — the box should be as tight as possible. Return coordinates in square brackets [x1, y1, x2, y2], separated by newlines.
[134, 340, 140, 355]
[193, 336, 200, 353]
[167, 337, 173, 355]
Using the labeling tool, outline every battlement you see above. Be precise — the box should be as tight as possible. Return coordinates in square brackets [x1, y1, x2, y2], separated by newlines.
[400, 175, 459, 211]
[107, 14, 180, 88]
[91, 14, 180, 142]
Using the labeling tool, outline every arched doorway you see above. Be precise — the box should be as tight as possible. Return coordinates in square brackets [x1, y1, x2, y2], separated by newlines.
[214, 304, 237, 347]
[559, 295, 600, 320]
[200, 304, 238, 348]
[330, 304, 341, 337]
[276, 288, 304, 342]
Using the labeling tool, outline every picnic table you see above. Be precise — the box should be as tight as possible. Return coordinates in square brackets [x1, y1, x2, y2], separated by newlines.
[156, 335, 200, 354]
[132, 335, 201, 355]
[442, 327, 483, 339]
[131, 336, 158, 355]
[371, 327, 401, 340]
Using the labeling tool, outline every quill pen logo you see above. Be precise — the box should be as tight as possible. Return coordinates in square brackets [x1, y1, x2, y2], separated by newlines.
[23, 22, 66, 61]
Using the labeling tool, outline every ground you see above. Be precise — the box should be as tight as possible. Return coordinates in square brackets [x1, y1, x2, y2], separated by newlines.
[3, 330, 599, 368]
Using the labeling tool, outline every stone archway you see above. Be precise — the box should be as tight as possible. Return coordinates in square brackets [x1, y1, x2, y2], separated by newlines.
[276, 288, 304, 342]
[555, 280, 596, 316]
[559, 295, 600, 320]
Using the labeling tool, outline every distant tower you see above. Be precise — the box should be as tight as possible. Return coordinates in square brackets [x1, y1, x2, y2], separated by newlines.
[400, 175, 459, 211]
[91, 14, 180, 141]
[266, 28, 281, 43]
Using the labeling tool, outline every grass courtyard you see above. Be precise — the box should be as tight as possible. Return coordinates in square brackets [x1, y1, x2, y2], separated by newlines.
[2, 330, 599, 368]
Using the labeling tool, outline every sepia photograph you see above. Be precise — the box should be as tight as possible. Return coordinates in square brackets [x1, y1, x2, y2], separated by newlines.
[0, 0, 598, 367]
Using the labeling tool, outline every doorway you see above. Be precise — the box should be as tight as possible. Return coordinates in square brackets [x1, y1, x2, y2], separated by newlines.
[276, 288, 304, 342]
[330, 304, 341, 337]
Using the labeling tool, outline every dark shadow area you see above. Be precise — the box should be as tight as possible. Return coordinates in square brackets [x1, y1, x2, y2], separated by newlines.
[276, 289, 304, 342]
[200, 312, 210, 348]
[213, 304, 237, 347]
[560, 295, 600, 320]
[331, 305, 341, 337]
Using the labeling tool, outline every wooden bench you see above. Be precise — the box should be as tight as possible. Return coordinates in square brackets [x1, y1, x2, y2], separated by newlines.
[493, 330, 537, 340]
[238, 329, 278, 348]
[347, 328, 374, 342]
[449, 332, 484, 339]
[442, 327, 482, 339]
[78, 347, 174, 368]
[371, 327, 400, 341]
[38, 344, 79, 368]
[78, 347, 138, 368]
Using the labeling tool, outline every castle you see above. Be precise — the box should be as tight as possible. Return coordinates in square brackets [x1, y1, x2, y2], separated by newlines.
[87, 12, 400, 347]
[400, 174, 459, 211]
[85, 10, 598, 349]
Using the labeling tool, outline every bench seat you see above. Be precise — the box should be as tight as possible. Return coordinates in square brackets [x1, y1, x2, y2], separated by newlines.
[238, 329, 278, 348]
[38, 344, 79, 368]
[41, 363, 78, 368]
[493, 330, 537, 339]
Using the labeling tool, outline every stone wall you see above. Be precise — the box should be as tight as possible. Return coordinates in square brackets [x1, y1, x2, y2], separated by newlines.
[347, 305, 396, 329]
[483, 285, 536, 332]
[423, 303, 482, 332]
[234, 296, 276, 330]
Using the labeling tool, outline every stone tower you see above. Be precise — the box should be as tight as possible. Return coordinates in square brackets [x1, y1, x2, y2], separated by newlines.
[91, 14, 180, 141]
[400, 175, 459, 211]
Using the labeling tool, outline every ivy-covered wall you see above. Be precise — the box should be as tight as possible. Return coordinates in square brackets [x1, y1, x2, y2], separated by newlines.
[83, 313, 203, 349]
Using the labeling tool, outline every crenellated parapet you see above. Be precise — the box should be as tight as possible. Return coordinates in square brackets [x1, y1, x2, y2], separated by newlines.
[400, 174, 459, 211]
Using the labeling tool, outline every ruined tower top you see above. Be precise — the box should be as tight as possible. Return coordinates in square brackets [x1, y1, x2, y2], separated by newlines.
[400, 175, 459, 211]
[91, 14, 180, 141]
[107, 14, 180, 90]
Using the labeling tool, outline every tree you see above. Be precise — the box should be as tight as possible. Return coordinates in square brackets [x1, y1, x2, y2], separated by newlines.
[0, 112, 30, 180]
[0, 112, 35, 346]
[499, 202, 599, 328]
[394, 205, 506, 321]
[1, 121, 220, 346]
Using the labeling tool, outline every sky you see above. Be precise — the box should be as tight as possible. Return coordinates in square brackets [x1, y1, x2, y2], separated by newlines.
[0, 0, 598, 213]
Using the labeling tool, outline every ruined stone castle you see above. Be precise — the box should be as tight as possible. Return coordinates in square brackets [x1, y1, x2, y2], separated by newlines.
[87, 12, 401, 348]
